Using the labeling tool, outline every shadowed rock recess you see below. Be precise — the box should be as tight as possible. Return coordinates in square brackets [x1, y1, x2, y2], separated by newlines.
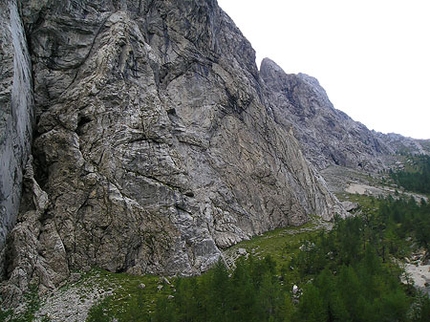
[2, 0, 426, 309]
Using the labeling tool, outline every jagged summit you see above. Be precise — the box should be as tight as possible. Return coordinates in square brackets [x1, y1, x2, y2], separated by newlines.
[261, 57, 397, 170]
[261, 58, 327, 96]
[260, 57, 430, 167]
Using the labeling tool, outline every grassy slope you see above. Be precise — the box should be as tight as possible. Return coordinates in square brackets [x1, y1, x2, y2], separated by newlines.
[83, 217, 332, 321]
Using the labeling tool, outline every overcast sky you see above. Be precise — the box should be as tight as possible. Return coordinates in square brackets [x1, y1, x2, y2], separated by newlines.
[217, 0, 430, 139]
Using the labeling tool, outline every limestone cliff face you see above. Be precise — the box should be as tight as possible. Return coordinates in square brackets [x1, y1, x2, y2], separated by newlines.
[1, 0, 342, 306]
[0, 0, 34, 278]
[260, 58, 394, 171]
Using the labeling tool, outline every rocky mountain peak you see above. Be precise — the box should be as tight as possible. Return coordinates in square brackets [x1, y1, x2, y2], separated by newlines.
[0, 0, 345, 308]
[261, 58, 333, 113]
[261, 57, 393, 170]
[2, 0, 428, 310]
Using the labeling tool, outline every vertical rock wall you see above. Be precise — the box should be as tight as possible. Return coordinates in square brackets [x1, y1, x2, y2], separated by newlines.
[1, 0, 342, 308]
[0, 0, 34, 277]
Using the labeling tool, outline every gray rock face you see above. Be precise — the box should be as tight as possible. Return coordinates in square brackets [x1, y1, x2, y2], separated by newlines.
[2, 0, 429, 311]
[0, 0, 34, 278]
[376, 132, 430, 156]
[260, 58, 393, 171]
[1, 0, 342, 307]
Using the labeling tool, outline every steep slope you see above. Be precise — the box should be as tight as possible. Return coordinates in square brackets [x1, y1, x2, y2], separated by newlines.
[261, 58, 393, 171]
[261, 58, 430, 171]
[0, 0, 34, 278]
[1, 0, 342, 307]
[376, 132, 430, 156]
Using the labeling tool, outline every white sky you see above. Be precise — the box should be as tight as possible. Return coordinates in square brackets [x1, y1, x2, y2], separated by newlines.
[217, 0, 430, 139]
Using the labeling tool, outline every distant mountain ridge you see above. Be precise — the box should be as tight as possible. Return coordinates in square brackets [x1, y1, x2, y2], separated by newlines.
[260, 58, 430, 170]
[0, 0, 428, 309]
